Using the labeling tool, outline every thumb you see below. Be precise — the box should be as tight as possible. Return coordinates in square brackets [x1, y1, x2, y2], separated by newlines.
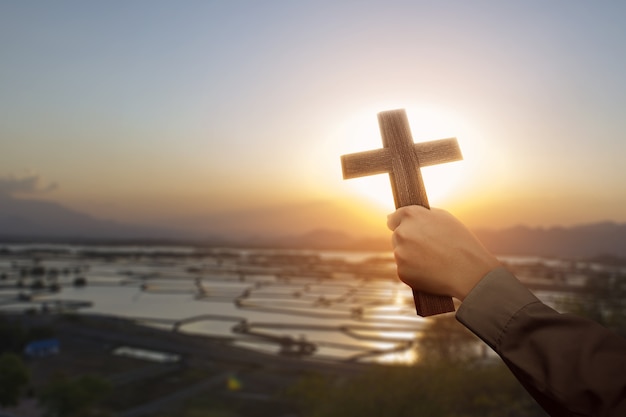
[387, 206, 431, 231]
[387, 210, 402, 231]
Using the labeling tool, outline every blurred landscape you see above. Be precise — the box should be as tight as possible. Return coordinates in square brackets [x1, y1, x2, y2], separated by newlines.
[1, 200, 625, 416]
[3, 1, 626, 416]
[2, 193, 626, 259]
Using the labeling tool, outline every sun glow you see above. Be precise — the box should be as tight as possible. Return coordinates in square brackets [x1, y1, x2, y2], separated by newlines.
[336, 105, 476, 211]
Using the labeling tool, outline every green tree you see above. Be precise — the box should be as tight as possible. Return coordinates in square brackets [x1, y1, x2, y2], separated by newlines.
[288, 362, 545, 417]
[0, 352, 30, 407]
[559, 269, 626, 337]
[417, 314, 482, 364]
[0, 315, 26, 353]
[287, 313, 546, 417]
[38, 374, 112, 417]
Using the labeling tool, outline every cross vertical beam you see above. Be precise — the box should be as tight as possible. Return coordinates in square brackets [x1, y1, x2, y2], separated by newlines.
[340, 109, 462, 317]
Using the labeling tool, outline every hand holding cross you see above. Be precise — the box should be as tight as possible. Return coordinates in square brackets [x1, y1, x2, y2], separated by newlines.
[340, 109, 462, 316]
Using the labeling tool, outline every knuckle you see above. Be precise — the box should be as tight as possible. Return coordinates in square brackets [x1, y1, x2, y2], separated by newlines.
[392, 247, 410, 267]
[404, 205, 420, 217]
[393, 226, 410, 243]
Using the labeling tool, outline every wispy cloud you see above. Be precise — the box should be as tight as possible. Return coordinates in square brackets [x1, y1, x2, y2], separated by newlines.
[0, 173, 58, 197]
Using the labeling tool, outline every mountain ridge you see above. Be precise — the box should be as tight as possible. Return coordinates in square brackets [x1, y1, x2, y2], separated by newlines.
[1, 195, 626, 258]
[0, 195, 182, 240]
[474, 222, 626, 259]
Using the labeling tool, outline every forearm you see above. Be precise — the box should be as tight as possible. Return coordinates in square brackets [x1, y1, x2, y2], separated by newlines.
[457, 267, 626, 417]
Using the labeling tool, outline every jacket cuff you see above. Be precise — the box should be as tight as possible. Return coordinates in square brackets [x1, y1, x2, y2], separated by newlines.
[456, 266, 541, 352]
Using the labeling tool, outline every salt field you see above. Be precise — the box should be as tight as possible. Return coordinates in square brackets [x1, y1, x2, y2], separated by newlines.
[0, 245, 427, 363]
[1, 244, 617, 365]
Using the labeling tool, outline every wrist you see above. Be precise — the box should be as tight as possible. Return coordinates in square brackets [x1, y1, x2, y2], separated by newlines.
[456, 258, 501, 301]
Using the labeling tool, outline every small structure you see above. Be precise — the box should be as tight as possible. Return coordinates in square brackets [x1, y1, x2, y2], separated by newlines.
[113, 346, 181, 363]
[24, 338, 60, 357]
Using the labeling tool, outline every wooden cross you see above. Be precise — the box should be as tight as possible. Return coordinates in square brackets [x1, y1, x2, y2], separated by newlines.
[340, 108, 462, 317]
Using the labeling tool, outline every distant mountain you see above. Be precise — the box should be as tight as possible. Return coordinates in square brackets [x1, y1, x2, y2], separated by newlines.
[279, 230, 393, 250]
[0, 196, 386, 247]
[265, 222, 626, 257]
[0, 195, 180, 241]
[261, 228, 390, 250]
[474, 222, 626, 259]
[243, 221, 626, 256]
[164, 200, 388, 241]
[2, 195, 626, 259]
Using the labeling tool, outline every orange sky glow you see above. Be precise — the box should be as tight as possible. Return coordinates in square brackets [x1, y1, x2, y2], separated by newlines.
[2, 2, 626, 239]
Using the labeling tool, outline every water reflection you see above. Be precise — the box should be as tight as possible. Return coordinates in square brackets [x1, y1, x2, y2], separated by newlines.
[0, 244, 606, 364]
[0, 245, 428, 364]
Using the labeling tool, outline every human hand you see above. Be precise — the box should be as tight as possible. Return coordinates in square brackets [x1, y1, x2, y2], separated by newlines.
[387, 206, 500, 301]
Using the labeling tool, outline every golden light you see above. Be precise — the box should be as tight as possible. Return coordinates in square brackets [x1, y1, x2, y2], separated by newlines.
[335, 105, 477, 211]
[377, 348, 418, 364]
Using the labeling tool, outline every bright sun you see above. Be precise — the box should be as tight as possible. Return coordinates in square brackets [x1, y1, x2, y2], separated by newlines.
[336, 105, 472, 211]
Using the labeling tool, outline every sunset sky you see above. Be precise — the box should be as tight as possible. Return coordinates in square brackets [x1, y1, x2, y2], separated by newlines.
[1, 1, 625, 237]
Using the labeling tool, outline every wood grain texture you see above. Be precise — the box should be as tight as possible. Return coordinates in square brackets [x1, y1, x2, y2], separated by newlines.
[340, 109, 462, 316]
[341, 148, 392, 179]
[341, 138, 461, 180]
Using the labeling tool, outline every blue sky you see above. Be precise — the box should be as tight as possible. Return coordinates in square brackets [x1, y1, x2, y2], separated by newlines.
[1, 1, 625, 232]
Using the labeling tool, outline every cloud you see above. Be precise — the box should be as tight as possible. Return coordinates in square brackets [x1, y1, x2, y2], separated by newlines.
[0, 173, 58, 197]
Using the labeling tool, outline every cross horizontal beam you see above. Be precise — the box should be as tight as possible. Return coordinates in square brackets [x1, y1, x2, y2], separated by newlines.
[341, 137, 462, 180]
